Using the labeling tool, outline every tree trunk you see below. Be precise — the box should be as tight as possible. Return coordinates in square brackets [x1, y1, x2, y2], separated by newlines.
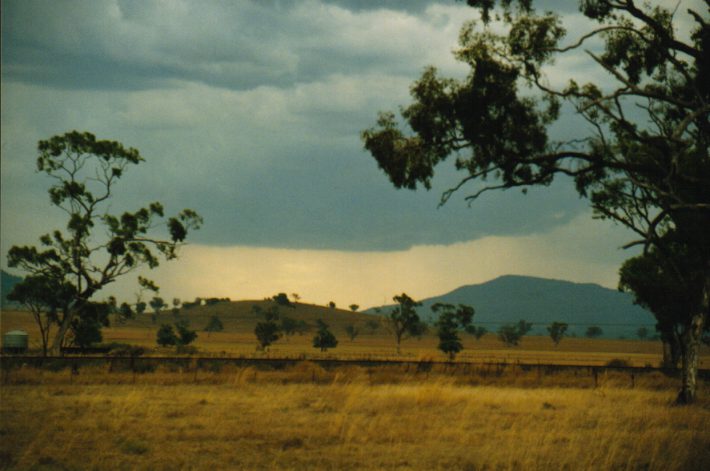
[661, 340, 673, 368]
[50, 312, 74, 356]
[675, 313, 705, 404]
[661, 329, 681, 369]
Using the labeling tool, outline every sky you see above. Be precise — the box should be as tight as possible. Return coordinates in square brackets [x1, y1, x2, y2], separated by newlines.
[3, 0, 697, 308]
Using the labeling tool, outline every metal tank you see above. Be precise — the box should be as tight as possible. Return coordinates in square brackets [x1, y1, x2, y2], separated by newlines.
[2, 330, 29, 353]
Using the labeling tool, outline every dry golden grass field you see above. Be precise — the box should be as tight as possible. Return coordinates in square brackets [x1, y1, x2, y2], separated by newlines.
[0, 365, 709, 470]
[2, 304, 710, 470]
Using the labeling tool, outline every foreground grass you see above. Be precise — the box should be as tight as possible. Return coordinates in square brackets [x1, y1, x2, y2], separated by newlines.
[1, 368, 709, 470]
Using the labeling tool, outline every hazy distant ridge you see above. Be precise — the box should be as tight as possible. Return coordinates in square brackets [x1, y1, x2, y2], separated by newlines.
[367, 275, 655, 339]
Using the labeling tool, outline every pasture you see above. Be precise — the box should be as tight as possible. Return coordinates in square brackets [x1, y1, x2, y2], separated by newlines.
[1, 305, 709, 470]
[1, 364, 709, 470]
[4, 304, 708, 368]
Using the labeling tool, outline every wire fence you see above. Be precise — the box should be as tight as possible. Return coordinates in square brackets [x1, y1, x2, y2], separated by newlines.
[2, 354, 708, 388]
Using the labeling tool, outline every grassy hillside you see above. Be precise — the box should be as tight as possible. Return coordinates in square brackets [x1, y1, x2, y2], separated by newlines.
[120, 299, 378, 331]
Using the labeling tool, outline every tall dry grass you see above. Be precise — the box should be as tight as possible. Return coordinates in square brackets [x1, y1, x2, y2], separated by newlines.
[1, 365, 708, 470]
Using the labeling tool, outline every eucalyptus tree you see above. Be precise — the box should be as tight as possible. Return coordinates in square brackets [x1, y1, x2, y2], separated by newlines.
[7, 275, 74, 356]
[362, 1, 708, 403]
[432, 302, 475, 360]
[7, 131, 202, 354]
[313, 319, 338, 352]
[547, 321, 569, 346]
[619, 235, 706, 370]
[386, 293, 427, 354]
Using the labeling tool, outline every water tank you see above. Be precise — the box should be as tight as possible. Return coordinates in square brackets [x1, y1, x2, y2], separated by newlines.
[2, 330, 29, 353]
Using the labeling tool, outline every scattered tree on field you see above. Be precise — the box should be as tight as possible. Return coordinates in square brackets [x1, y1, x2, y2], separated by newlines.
[254, 323, 280, 351]
[432, 303, 475, 360]
[498, 320, 533, 347]
[174, 320, 197, 346]
[6, 132, 202, 355]
[273, 292, 294, 308]
[349, 304, 360, 312]
[172, 298, 181, 317]
[136, 301, 147, 317]
[547, 322, 569, 346]
[586, 326, 603, 339]
[280, 316, 299, 339]
[157, 324, 178, 347]
[204, 315, 224, 336]
[328, 301, 336, 310]
[118, 302, 134, 324]
[291, 293, 301, 303]
[468, 326, 487, 340]
[205, 297, 230, 306]
[361, 0, 708, 403]
[386, 293, 427, 354]
[344, 324, 360, 341]
[150, 296, 166, 316]
[157, 320, 197, 348]
[254, 305, 281, 351]
[313, 319, 338, 352]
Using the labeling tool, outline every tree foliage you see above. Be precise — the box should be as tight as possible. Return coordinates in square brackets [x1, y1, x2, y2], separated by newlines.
[69, 301, 111, 349]
[150, 297, 166, 315]
[280, 316, 298, 337]
[468, 325, 488, 340]
[273, 292, 294, 308]
[344, 324, 360, 341]
[254, 305, 282, 350]
[156, 320, 197, 348]
[619, 236, 708, 372]
[432, 303, 475, 360]
[386, 293, 427, 353]
[7, 131, 202, 354]
[586, 326, 604, 338]
[174, 320, 197, 346]
[547, 321, 569, 346]
[204, 315, 224, 334]
[312, 319, 338, 352]
[498, 320, 533, 347]
[362, 0, 709, 401]
[156, 324, 178, 347]
[7, 275, 73, 356]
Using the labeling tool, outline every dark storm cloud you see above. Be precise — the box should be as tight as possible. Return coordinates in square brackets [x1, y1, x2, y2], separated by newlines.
[1, 0, 593, 254]
[1, 0, 461, 92]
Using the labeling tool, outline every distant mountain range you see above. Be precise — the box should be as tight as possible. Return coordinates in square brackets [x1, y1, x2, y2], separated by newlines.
[366, 275, 656, 339]
[1, 269, 23, 308]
